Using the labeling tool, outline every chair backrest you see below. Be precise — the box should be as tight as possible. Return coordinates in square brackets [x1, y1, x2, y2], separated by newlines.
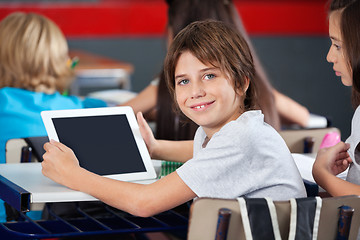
[279, 127, 341, 153]
[187, 196, 360, 240]
[5, 138, 28, 163]
[5, 136, 48, 163]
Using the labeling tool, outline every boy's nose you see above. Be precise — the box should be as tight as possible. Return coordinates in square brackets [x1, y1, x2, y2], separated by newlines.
[191, 83, 205, 99]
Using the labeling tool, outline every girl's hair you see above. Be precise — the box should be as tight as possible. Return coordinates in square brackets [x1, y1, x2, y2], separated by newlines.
[167, 0, 235, 38]
[155, 0, 237, 140]
[164, 20, 257, 111]
[329, 0, 357, 11]
[341, 0, 360, 107]
[329, 0, 360, 107]
[0, 12, 74, 94]
[156, 0, 280, 138]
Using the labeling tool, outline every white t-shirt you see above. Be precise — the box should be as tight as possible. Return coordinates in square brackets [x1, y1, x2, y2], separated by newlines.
[176, 110, 306, 201]
[346, 106, 360, 184]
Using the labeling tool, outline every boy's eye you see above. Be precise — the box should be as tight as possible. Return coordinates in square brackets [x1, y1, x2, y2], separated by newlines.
[178, 79, 189, 85]
[204, 74, 215, 80]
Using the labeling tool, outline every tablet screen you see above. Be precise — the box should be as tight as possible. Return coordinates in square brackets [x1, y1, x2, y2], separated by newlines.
[52, 114, 146, 175]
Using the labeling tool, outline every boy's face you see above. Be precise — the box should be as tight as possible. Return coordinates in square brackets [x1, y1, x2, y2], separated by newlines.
[174, 51, 244, 138]
[327, 10, 352, 86]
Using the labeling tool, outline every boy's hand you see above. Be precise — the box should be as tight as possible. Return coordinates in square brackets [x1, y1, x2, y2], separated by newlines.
[42, 140, 81, 189]
[313, 142, 352, 176]
[137, 112, 159, 158]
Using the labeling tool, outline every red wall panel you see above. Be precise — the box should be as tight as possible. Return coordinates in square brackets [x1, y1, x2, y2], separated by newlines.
[0, 0, 328, 37]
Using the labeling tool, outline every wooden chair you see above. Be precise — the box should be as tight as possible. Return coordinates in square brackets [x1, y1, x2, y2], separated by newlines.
[279, 128, 341, 197]
[4, 136, 48, 219]
[279, 127, 340, 153]
[5, 136, 48, 163]
[187, 196, 360, 240]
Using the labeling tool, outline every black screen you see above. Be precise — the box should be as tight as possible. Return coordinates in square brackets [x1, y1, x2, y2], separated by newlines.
[52, 115, 146, 175]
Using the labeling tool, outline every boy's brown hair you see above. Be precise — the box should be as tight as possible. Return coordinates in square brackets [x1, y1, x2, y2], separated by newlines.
[164, 20, 257, 111]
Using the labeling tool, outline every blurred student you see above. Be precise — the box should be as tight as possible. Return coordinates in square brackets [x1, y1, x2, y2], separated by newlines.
[312, 0, 360, 196]
[42, 20, 306, 218]
[0, 12, 106, 222]
[124, 0, 310, 142]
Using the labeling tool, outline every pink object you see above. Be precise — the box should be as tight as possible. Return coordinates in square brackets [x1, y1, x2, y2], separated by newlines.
[319, 131, 341, 149]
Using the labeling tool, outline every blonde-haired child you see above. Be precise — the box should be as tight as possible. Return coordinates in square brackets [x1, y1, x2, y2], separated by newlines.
[0, 12, 106, 221]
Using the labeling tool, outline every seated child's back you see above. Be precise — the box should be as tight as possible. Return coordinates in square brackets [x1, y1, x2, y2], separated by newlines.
[0, 12, 106, 222]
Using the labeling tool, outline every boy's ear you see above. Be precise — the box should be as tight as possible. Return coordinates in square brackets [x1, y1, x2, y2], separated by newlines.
[243, 77, 250, 93]
[236, 77, 250, 96]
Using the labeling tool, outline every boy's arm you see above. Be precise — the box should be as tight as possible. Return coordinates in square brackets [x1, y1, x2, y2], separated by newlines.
[152, 140, 193, 162]
[42, 140, 196, 217]
[137, 112, 193, 162]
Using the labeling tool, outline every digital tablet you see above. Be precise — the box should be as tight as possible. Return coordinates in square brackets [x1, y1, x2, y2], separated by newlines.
[41, 106, 157, 182]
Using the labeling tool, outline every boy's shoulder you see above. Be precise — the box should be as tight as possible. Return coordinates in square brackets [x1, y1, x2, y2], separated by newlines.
[225, 111, 284, 144]
[234, 110, 264, 126]
[207, 110, 282, 147]
[230, 110, 268, 133]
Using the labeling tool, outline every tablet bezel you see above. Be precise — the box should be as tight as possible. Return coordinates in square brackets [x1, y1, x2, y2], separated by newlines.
[41, 106, 157, 182]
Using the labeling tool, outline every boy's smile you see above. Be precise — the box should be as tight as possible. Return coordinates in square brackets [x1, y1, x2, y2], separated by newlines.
[190, 100, 215, 111]
[174, 51, 245, 138]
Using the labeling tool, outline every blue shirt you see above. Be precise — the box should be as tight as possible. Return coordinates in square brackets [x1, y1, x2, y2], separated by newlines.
[0, 87, 106, 222]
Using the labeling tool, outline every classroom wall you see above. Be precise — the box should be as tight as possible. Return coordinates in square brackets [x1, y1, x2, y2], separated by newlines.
[0, 0, 354, 139]
[252, 37, 353, 139]
[68, 36, 353, 139]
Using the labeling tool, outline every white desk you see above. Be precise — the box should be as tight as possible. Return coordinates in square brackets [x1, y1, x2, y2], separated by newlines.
[69, 50, 134, 96]
[0, 160, 161, 211]
[292, 153, 348, 193]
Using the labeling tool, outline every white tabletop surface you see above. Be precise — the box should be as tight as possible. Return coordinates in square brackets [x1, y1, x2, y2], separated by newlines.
[1, 155, 347, 204]
[292, 153, 347, 183]
[0, 160, 161, 204]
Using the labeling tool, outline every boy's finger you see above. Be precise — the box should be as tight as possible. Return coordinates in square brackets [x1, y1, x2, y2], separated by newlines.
[137, 111, 152, 132]
[49, 139, 67, 152]
[136, 111, 144, 122]
[43, 142, 51, 151]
